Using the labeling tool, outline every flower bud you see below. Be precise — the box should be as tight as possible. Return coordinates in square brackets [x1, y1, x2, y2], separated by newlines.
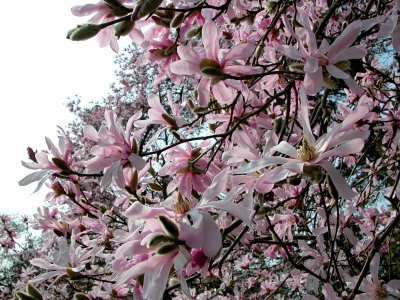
[114, 19, 135, 37]
[149, 181, 163, 192]
[67, 24, 102, 41]
[158, 215, 179, 239]
[303, 165, 324, 183]
[147, 234, 176, 248]
[185, 26, 201, 39]
[26, 284, 43, 300]
[170, 12, 185, 28]
[163, 44, 176, 56]
[157, 243, 178, 255]
[172, 130, 183, 141]
[200, 58, 221, 70]
[16, 292, 35, 300]
[265, 0, 279, 14]
[27, 147, 37, 163]
[255, 42, 265, 60]
[289, 63, 305, 73]
[131, 137, 138, 153]
[128, 169, 139, 192]
[273, 116, 283, 134]
[67, 267, 83, 280]
[73, 294, 91, 300]
[52, 158, 71, 172]
[151, 15, 171, 27]
[137, 0, 163, 19]
[104, 0, 131, 16]
[161, 113, 178, 127]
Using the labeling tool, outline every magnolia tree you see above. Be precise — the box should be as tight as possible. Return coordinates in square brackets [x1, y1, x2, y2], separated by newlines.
[15, 0, 400, 299]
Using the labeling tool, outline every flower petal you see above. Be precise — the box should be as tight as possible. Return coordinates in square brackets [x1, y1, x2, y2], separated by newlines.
[318, 161, 357, 200]
[202, 20, 219, 60]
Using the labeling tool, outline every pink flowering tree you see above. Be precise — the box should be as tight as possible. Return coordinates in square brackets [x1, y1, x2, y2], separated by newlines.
[13, 0, 400, 299]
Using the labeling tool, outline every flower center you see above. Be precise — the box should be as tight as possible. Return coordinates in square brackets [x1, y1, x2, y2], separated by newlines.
[297, 138, 317, 162]
[173, 193, 191, 215]
[374, 286, 388, 299]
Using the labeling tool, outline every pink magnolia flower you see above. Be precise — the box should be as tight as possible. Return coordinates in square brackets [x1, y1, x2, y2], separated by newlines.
[114, 211, 192, 300]
[232, 87, 369, 200]
[349, 253, 400, 300]
[83, 110, 146, 190]
[30, 230, 101, 284]
[158, 143, 215, 198]
[135, 92, 184, 143]
[376, 0, 400, 52]
[279, 13, 367, 95]
[137, 29, 180, 84]
[170, 20, 262, 107]
[71, 0, 144, 52]
[19, 130, 76, 192]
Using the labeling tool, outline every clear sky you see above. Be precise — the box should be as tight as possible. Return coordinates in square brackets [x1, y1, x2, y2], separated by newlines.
[0, 1, 124, 214]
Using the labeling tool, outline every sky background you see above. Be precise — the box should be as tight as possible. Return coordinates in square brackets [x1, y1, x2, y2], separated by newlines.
[0, 1, 126, 214]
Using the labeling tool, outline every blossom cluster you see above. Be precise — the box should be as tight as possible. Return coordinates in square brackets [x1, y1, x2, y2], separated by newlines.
[12, 0, 400, 299]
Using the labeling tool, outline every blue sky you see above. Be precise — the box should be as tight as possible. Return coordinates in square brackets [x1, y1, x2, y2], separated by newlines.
[0, 1, 124, 213]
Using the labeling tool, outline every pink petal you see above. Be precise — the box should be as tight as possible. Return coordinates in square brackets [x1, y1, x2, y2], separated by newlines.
[202, 20, 219, 60]
[129, 153, 146, 170]
[300, 87, 316, 145]
[117, 254, 173, 285]
[304, 56, 319, 73]
[176, 45, 200, 62]
[330, 46, 367, 64]
[202, 168, 228, 203]
[343, 77, 364, 95]
[304, 67, 323, 95]
[316, 138, 365, 162]
[370, 253, 381, 286]
[170, 60, 200, 75]
[277, 45, 303, 61]
[125, 202, 168, 219]
[271, 141, 298, 158]
[338, 106, 369, 132]
[393, 24, 400, 52]
[222, 44, 255, 65]
[223, 65, 262, 75]
[212, 81, 233, 104]
[326, 64, 350, 79]
[83, 125, 99, 142]
[328, 21, 362, 62]
[199, 212, 222, 257]
[318, 161, 357, 200]
[377, 15, 397, 37]
[256, 167, 290, 186]
[198, 77, 211, 107]
[200, 201, 253, 226]
[231, 156, 293, 174]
